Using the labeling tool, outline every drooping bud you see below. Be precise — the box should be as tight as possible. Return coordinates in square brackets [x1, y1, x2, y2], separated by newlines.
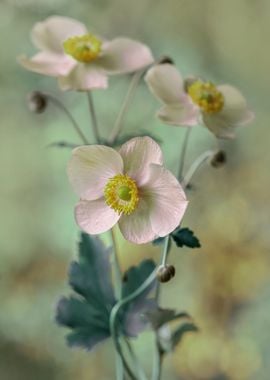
[156, 264, 176, 283]
[157, 55, 174, 65]
[27, 91, 48, 113]
[210, 150, 227, 168]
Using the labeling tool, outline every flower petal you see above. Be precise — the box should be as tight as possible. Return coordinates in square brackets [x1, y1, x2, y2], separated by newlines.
[217, 84, 254, 125]
[119, 136, 163, 186]
[157, 100, 199, 127]
[75, 199, 120, 235]
[58, 64, 108, 91]
[202, 85, 254, 139]
[18, 52, 75, 77]
[68, 145, 123, 200]
[31, 16, 87, 53]
[143, 164, 188, 237]
[145, 64, 184, 104]
[97, 38, 154, 74]
[118, 198, 157, 244]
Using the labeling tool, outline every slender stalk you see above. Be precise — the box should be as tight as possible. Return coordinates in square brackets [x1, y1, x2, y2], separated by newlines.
[108, 70, 143, 145]
[45, 93, 89, 144]
[155, 235, 171, 302]
[151, 348, 163, 380]
[125, 339, 148, 380]
[110, 228, 122, 305]
[181, 150, 214, 189]
[177, 127, 192, 181]
[87, 91, 101, 143]
[110, 269, 157, 380]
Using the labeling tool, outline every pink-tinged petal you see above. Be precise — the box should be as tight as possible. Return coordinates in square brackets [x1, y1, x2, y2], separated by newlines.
[18, 52, 76, 77]
[202, 85, 254, 139]
[145, 64, 184, 104]
[119, 136, 163, 186]
[157, 99, 199, 127]
[143, 164, 188, 237]
[97, 38, 154, 74]
[75, 199, 120, 235]
[218, 84, 254, 125]
[58, 64, 108, 91]
[68, 145, 123, 200]
[31, 16, 87, 53]
[118, 198, 157, 244]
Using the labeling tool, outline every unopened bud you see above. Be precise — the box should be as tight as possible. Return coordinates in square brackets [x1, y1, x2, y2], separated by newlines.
[27, 91, 47, 113]
[157, 56, 174, 65]
[210, 150, 226, 168]
[156, 264, 176, 283]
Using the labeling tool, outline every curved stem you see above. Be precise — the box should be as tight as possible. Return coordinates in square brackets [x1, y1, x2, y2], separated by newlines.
[125, 339, 148, 380]
[177, 127, 192, 181]
[108, 70, 143, 145]
[45, 94, 89, 144]
[87, 91, 101, 143]
[181, 150, 214, 189]
[110, 228, 122, 300]
[110, 269, 157, 380]
[155, 235, 171, 302]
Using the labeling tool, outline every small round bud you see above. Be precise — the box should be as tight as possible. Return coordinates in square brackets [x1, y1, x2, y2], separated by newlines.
[157, 55, 174, 65]
[210, 150, 227, 168]
[27, 91, 48, 114]
[156, 264, 176, 283]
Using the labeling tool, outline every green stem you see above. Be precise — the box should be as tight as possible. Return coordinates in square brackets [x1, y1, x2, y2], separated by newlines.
[151, 347, 163, 380]
[110, 228, 122, 300]
[87, 91, 101, 143]
[177, 127, 192, 181]
[108, 70, 143, 145]
[110, 269, 157, 380]
[125, 339, 148, 380]
[45, 93, 89, 144]
[154, 235, 171, 302]
[181, 150, 214, 189]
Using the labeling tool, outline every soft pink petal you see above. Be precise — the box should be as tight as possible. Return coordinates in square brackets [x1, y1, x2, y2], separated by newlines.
[202, 85, 254, 139]
[68, 145, 123, 200]
[31, 16, 87, 53]
[58, 64, 108, 91]
[118, 198, 157, 244]
[143, 164, 188, 237]
[157, 99, 199, 127]
[97, 38, 154, 74]
[145, 64, 185, 104]
[18, 52, 75, 77]
[119, 136, 163, 186]
[75, 199, 120, 235]
[218, 84, 254, 125]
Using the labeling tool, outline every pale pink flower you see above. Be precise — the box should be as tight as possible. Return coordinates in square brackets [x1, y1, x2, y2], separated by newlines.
[67, 137, 188, 244]
[18, 16, 154, 91]
[145, 64, 254, 139]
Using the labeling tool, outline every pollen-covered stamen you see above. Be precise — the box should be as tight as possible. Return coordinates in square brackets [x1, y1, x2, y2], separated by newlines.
[104, 174, 139, 215]
[187, 80, 224, 113]
[63, 34, 102, 63]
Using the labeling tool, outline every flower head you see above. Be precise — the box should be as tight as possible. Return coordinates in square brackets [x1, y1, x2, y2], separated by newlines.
[145, 64, 254, 139]
[68, 136, 188, 244]
[19, 16, 154, 91]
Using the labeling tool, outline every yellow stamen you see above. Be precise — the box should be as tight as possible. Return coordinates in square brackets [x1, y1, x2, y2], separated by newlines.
[63, 34, 102, 63]
[187, 80, 224, 113]
[104, 174, 139, 215]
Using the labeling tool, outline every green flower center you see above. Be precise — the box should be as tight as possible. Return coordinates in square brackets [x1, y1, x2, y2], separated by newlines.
[187, 80, 224, 113]
[63, 34, 102, 63]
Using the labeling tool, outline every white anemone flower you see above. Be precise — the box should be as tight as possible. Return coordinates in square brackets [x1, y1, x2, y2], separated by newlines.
[19, 16, 154, 91]
[67, 137, 188, 244]
[145, 64, 254, 139]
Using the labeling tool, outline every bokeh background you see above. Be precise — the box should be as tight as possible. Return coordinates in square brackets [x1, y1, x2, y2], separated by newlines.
[1, 0, 269, 379]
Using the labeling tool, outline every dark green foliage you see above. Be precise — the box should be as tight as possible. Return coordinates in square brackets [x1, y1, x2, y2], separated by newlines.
[171, 227, 201, 248]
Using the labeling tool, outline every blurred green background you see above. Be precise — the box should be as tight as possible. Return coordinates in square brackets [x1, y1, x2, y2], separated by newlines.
[0, 0, 269, 379]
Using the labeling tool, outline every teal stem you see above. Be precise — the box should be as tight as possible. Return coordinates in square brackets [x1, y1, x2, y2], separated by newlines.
[181, 150, 214, 189]
[177, 127, 192, 181]
[87, 91, 101, 143]
[45, 93, 89, 144]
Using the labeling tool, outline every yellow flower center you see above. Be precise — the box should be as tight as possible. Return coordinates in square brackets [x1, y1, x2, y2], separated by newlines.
[63, 34, 102, 63]
[104, 174, 139, 215]
[187, 80, 224, 113]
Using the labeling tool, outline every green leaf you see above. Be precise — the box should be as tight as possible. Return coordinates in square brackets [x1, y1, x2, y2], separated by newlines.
[122, 259, 156, 300]
[171, 322, 198, 349]
[145, 308, 191, 330]
[172, 227, 201, 248]
[55, 233, 115, 350]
